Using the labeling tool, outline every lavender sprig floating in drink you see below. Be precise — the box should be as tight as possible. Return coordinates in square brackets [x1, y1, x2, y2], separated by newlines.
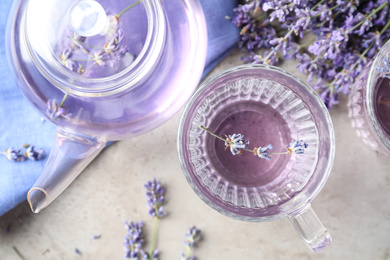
[201, 125, 308, 160]
[225, 133, 249, 155]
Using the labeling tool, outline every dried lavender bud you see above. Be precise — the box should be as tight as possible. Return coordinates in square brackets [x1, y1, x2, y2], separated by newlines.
[141, 249, 159, 260]
[144, 178, 166, 218]
[181, 226, 202, 260]
[123, 221, 144, 259]
[24, 145, 45, 161]
[253, 144, 274, 160]
[225, 133, 249, 155]
[287, 140, 309, 155]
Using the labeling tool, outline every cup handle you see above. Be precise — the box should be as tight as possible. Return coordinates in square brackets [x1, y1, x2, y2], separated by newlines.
[288, 204, 332, 252]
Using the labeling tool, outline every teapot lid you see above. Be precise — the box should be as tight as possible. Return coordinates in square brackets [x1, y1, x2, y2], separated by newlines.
[25, 0, 165, 95]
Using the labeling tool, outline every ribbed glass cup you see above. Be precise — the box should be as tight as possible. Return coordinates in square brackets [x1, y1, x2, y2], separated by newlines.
[178, 64, 335, 252]
[348, 39, 390, 155]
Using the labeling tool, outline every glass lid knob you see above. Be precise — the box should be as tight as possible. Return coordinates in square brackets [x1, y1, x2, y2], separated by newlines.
[68, 0, 108, 37]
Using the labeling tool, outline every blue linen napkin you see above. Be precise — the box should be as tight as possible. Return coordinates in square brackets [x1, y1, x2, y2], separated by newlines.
[0, 0, 239, 216]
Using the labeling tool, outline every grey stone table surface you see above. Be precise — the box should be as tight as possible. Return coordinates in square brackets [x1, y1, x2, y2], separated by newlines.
[1, 49, 390, 260]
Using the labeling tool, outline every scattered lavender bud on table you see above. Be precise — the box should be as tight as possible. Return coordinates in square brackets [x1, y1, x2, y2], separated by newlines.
[181, 226, 202, 260]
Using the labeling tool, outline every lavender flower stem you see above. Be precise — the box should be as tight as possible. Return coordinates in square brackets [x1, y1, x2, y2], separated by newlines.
[149, 217, 158, 260]
[309, 0, 326, 11]
[263, 30, 293, 63]
[12, 246, 25, 260]
[118, 0, 142, 18]
[66, 35, 102, 50]
[200, 126, 226, 142]
[349, 2, 388, 33]
[59, 93, 68, 107]
[380, 19, 390, 35]
[186, 246, 192, 259]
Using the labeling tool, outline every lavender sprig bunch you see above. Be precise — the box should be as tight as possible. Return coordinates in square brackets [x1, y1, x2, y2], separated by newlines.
[180, 226, 202, 260]
[1, 145, 44, 162]
[201, 126, 308, 159]
[232, 0, 390, 108]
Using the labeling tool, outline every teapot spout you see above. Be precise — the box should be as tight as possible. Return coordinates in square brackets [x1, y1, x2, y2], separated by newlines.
[27, 128, 106, 213]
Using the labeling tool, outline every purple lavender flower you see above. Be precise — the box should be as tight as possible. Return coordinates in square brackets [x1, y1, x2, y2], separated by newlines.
[296, 53, 322, 82]
[104, 29, 124, 53]
[337, 0, 358, 15]
[3, 147, 25, 161]
[377, 57, 390, 79]
[181, 226, 201, 260]
[333, 70, 353, 95]
[91, 51, 106, 66]
[141, 249, 159, 260]
[59, 48, 76, 71]
[312, 4, 332, 21]
[184, 226, 201, 248]
[232, 2, 257, 28]
[263, 2, 291, 23]
[232, 0, 390, 110]
[287, 140, 308, 155]
[253, 144, 274, 160]
[292, 8, 311, 37]
[225, 133, 249, 155]
[123, 221, 144, 259]
[145, 179, 166, 218]
[46, 99, 70, 121]
[313, 80, 339, 109]
[69, 33, 89, 54]
[24, 145, 45, 161]
[269, 37, 288, 55]
[285, 42, 301, 60]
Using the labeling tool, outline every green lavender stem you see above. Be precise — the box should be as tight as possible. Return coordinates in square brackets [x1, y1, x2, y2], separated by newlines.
[149, 216, 158, 260]
[12, 246, 26, 260]
[349, 2, 388, 33]
[200, 125, 226, 142]
[59, 93, 68, 107]
[118, 0, 142, 18]
[186, 246, 192, 259]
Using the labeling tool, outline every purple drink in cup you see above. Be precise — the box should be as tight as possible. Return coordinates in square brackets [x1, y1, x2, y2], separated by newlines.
[178, 64, 335, 252]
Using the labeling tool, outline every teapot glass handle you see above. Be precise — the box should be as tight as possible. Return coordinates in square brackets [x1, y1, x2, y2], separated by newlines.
[288, 204, 332, 252]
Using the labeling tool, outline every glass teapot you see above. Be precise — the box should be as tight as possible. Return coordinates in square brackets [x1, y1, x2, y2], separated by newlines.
[6, 0, 207, 213]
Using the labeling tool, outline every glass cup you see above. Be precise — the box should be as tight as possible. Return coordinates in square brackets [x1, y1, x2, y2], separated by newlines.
[348, 40, 390, 155]
[177, 64, 335, 252]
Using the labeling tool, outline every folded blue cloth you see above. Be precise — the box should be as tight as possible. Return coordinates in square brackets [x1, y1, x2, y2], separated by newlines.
[0, 0, 239, 216]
